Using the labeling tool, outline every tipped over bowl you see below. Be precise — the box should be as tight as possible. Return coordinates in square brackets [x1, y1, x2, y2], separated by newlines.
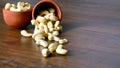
[32, 0, 62, 21]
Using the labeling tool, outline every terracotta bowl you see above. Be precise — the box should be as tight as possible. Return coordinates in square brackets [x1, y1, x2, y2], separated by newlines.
[32, 0, 62, 21]
[2, 8, 32, 29]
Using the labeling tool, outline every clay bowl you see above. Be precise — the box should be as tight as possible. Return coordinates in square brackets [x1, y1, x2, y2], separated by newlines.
[32, 0, 62, 21]
[2, 8, 32, 29]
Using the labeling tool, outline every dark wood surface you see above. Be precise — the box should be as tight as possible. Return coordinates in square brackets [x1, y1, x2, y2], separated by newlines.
[0, 0, 120, 68]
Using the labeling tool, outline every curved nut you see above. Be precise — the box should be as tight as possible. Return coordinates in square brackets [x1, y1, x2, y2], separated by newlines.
[59, 38, 68, 44]
[20, 30, 32, 37]
[48, 33, 54, 41]
[47, 21, 53, 28]
[39, 40, 48, 47]
[48, 8, 55, 13]
[41, 48, 50, 57]
[54, 21, 60, 28]
[48, 42, 58, 53]
[44, 25, 49, 34]
[52, 31, 59, 36]
[36, 16, 46, 23]
[5, 3, 12, 10]
[53, 36, 60, 41]
[49, 14, 58, 21]
[56, 45, 68, 55]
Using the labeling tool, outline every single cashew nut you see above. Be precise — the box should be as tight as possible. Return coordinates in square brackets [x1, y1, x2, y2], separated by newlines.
[5, 3, 12, 10]
[54, 21, 60, 28]
[41, 48, 50, 57]
[31, 19, 38, 25]
[44, 25, 49, 34]
[20, 30, 32, 37]
[47, 21, 53, 29]
[48, 33, 54, 41]
[49, 14, 58, 21]
[39, 40, 48, 47]
[54, 36, 60, 41]
[52, 31, 59, 36]
[48, 8, 55, 13]
[48, 42, 58, 53]
[59, 38, 68, 44]
[36, 16, 46, 23]
[56, 45, 68, 55]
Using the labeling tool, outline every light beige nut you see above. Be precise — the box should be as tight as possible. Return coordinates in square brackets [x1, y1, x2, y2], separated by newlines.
[59, 38, 68, 44]
[54, 36, 60, 41]
[54, 26, 62, 31]
[44, 25, 49, 34]
[39, 40, 48, 47]
[31, 19, 38, 25]
[49, 14, 58, 21]
[54, 21, 60, 28]
[48, 42, 58, 53]
[20, 30, 32, 37]
[48, 33, 54, 41]
[63, 38, 68, 43]
[44, 14, 50, 20]
[39, 22, 45, 27]
[34, 34, 45, 41]
[52, 31, 59, 36]
[32, 28, 44, 39]
[11, 4, 17, 8]
[41, 48, 50, 57]
[5, 3, 12, 10]
[49, 28, 54, 32]
[48, 8, 55, 13]
[47, 21, 53, 28]
[10, 7, 20, 11]
[56, 45, 68, 55]
[36, 16, 46, 23]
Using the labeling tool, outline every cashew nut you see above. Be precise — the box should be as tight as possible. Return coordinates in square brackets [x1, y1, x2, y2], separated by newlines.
[48, 42, 58, 53]
[49, 14, 58, 21]
[47, 21, 53, 29]
[41, 48, 50, 57]
[56, 45, 68, 55]
[59, 38, 68, 44]
[54, 21, 60, 28]
[48, 33, 54, 41]
[49, 8, 55, 13]
[39, 40, 48, 47]
[5, 3, 12, 10]
[20, 30, 32, 37]
[54, 36, 60, 41]
[44, 25, 49, 34]
[52, 31, 59, 36]
[36, 16, 46, 23]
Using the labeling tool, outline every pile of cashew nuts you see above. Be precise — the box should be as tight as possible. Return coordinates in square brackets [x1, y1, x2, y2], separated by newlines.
[5, 1, 30, 11]
[21, 8, 69, 57]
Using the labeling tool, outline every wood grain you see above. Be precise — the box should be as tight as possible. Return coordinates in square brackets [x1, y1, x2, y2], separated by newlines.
[0, 0, 120, 68]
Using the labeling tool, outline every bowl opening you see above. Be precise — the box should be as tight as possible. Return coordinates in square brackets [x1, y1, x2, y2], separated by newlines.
[32, 1, 61, 20]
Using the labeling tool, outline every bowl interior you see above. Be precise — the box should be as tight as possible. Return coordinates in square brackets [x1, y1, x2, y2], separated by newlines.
[32, 0, 62, 20]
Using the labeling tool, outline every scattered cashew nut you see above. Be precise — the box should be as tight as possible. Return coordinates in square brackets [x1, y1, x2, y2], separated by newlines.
[20, 30, 32, 37]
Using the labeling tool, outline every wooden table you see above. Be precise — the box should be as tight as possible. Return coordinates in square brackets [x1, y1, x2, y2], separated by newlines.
[0, 0, 120, 68]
